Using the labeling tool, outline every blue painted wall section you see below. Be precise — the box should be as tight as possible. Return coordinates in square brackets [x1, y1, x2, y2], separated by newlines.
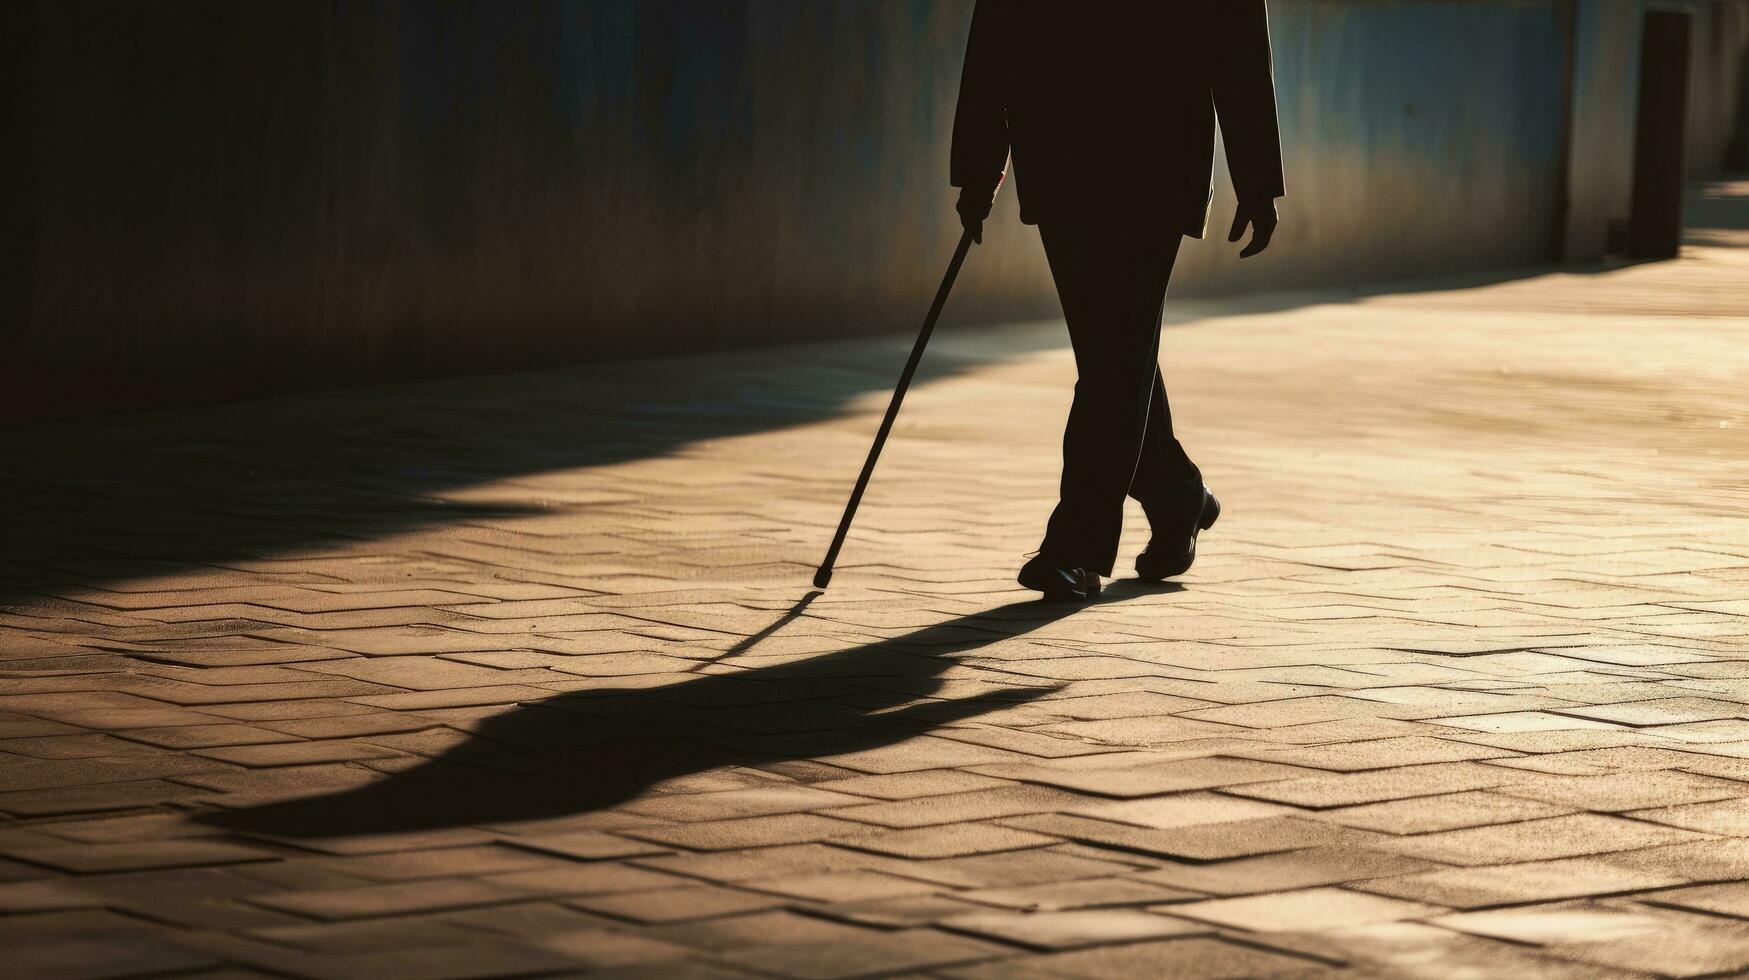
[9, 0, 1749, 405]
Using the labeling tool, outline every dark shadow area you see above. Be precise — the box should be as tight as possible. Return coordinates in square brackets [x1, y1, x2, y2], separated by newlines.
[0, 242, 1695, 613]
[197, 587, 1175, 837]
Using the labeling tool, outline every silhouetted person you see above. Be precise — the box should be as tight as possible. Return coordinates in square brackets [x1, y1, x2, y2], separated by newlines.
[953, 1, 1285, 600]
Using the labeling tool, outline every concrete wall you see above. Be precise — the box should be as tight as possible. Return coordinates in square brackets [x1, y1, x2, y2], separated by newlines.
[8, 0, 1748, 416]
[1173, 0, 1571, 294]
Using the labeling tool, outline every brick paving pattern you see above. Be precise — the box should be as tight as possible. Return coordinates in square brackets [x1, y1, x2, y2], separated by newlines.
[3, 183, 1747, 978]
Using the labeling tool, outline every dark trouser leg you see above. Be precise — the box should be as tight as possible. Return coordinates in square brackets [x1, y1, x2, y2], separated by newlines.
[1037, 223, 1187, 576]
[1128, 366, 1203, 529]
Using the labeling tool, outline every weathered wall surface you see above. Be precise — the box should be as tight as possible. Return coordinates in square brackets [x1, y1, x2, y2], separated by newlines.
[8, 0, 1748, 415]
[1173, 0, 1570, 294]
[1564, 0, 1749, 259]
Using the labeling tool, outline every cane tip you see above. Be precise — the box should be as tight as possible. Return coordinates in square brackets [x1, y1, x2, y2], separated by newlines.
[812, 569, 833, 589]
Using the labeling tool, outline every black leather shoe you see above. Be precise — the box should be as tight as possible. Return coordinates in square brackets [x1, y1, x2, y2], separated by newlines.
[1017, 554, 1102, 602]
[1136, 487, 1221, 581]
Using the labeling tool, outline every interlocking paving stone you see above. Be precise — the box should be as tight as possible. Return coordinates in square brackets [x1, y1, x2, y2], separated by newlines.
[831, 822, 1060, 858]
[956, 876, 1200, 910]
[1643, 881, 1749, 919]
[1170, 886, 1445, 932]
[1498, 769, 1749, 812]
[8, 839, 279, 874]
[1063, 791, 1296, 829]
[894, 848, 1145, 890]
[569, 884, 790, 923]
[968, 755, 1312, 798]
[499, 829, 674, 861]
[247, 878, 535, 920]
[1223, 761, 1522, 808]
[5, 202, 1749, 974]
[1135, 847, 1446, 897]
[1555, 918, 1749, 977]
[949, 935, 1332, 979]
[942, 907, 1203, 950]
[1305, 790, 1576, 835]
[1431, 903, 1676, 945]
[723, 932, 1009, 979]
[1352, 857, 1689, 908]
[1289, 921, 1641, 979]
[823, 785, 1083, 828]
[1373, 813, 1711, 866]
[1627, 797, 1749, 835]
[1005, 813, 1364, 861]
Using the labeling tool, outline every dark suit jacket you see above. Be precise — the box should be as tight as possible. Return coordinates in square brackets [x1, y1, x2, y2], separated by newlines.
[951, 0, 1286, 238]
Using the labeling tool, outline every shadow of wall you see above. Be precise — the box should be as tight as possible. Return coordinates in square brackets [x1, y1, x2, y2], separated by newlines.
[9, 0, 1747, 415]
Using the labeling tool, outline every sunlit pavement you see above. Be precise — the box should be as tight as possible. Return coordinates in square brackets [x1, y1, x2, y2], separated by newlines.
[3, 184, 1748, 978]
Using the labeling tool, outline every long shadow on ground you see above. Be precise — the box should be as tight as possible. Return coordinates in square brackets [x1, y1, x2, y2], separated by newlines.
[0, 230, 1667, 612]
[200, 586, 1175, 837]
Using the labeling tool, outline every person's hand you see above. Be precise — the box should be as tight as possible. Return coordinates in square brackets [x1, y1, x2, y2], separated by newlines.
[957, 183, 997, 244]
[1229, 197, 1279, 258]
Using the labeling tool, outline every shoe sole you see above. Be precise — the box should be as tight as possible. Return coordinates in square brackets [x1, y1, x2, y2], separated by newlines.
[1135, 490, 1220, 581]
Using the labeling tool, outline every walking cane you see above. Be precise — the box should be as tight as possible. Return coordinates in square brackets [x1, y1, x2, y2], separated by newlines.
[813, 230, 975, 589]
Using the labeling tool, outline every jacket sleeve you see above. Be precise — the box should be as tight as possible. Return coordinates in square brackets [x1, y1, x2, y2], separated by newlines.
[950, 0, 1009, 192]
[1212, 0, 1286, 202]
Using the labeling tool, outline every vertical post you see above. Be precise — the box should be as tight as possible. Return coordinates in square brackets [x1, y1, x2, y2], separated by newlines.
[1550, 0, 1581, 262]
[1628, 10, 1693, 259]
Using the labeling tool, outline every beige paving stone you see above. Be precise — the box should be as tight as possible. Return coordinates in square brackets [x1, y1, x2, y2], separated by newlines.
[632, 843, 911, 883]
[1297, 921, 1646, 979]
[8, 840, 278, 874]
[1593, 837, 1749, 883]
[1307, 790, 1574, 835]
[739, 868, 943, 903]
[7, 194, 1749, 975]
[1244, 735, 1521, 772]
[1353, 857, 1689, 909]
[1136, 847, 1443, 896]
[632, 910, 870, 953]
[1627, 796, 1749, 835]
[569, 884, 789, 923]
[1642, 882, 1749, 920]
[1171, 887, 1445, 932]
[1430, 903, 1670, 944]
[971, 936, 1329, 979]
[942, 907, 1203, 950]
[957, 876, 1200, 911]
[823, 784, 1083, 829]
[487, 861, 685, 896]
[713, 929, 1004, 979]
[1554, 919, 1749, 977]
[1560, 698, 1749, 727]
[1417, 710, 1629, 734]
[620, 813, 863, 851]
[807, 769, 1010, 800]
[1065, 790, 1295, 828]
[497, 828, 672, 861]
[972, 755, 1311, 798]
[1374, 813, 1711, 866]
[249, 878, 526, 921]
[527, 928, 698, 969]
[1004, 812, 1357, 861]
[1224, 761, 1519, 808]
[895, 848, 1144, 889]
[620, 785, 869, 822]
[1498, 769, 1749, 812]
[832, 822, 1059, 858]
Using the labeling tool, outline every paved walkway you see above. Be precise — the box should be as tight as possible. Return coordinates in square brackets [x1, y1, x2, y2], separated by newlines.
[4, 184, 1749, 979]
